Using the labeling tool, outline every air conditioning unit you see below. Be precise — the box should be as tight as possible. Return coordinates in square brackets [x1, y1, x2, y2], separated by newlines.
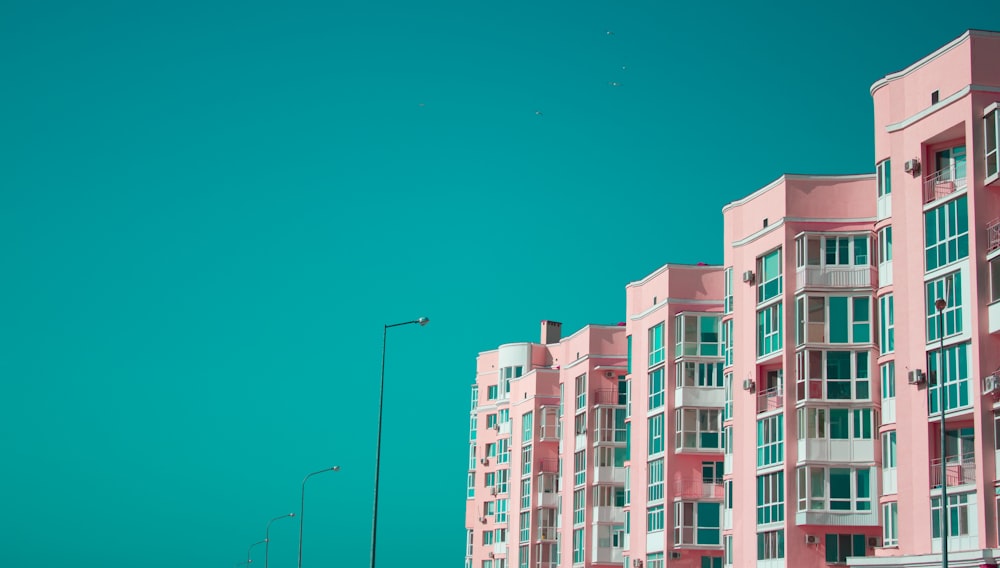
[632, 560, 643, 568]
[907, 369, 926, 385]
[903, 158, 921, 174]
[805, 535, 820, 545]
[493, 424, 500, 431]
[490, 487, 498, 495]
[605, 371, 614, 378]
[741, 270, 755, 283]
[479, 516, 487, 523]
[742, 379, 755, 392]
[488, 553, 495, 559]
[669, 552, 681, 560]
[867, 536, 880, 547]
[481, 458, 489, 466]
[985, 374, 999, 395]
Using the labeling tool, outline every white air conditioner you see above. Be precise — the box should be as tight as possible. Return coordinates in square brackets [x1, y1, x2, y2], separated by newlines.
[669, 552, 681, 560]
[490, 487, 498, 495]
[904, 158, 921, 174]
[867, 536, 880, 547]
[742, 379, 754, 392]
[907, 369, 926, 385]
[985, 374, 999, 394]
[741, 270, 755, 283]
[805, 535, 819, 545]
[480, 458, 489, 466]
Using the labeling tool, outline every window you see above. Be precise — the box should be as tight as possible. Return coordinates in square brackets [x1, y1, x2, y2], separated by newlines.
[496, 499, 508, 523]
[878, 226, 892, 265]
[757, 249, 783, 303]
[796, 466, 873, 512]
[701, 557, 722, 568]
[756, 414, 784, 467]
[573, 451, 586, 486]
[927, 342, 971, 414]
[722, 319, 733, 367]
[676, 408, 722, 450]
[470, 416, 478, 442]
[795, 295, 871, 345]
[521, 446, 532, 477]
[883, 502, 898, 546]
[648, 323, 665, 367]
[796, 234, 870, 268]
[723, 373, 733, 421]
[676, 314, 721, 357]
[468, 472, 476, 498]
[575, 374, 586, 411]
[925, 195, 969, 271]
[484, 530, 495, 545]
[519, 545, 528, 568]
[627, 335, 632, 374]
[881, 362, 895, 400]
[471, 385, 479, 410]
[487, 414, 498, 429]
[573, 489, 585, 525]
[522, 411, 533, 443]
[987, 105, 999, 180]
[487, 385, 498, 400]
[497, 438, 509, 464]
[592, 485, 625, 508]
[648, 413, 665, 454]
[757, 530, 784, 560]
[521, 479, 531, 509]
[676, 361, 724, 388]
[647, 504, 664, 532]
[499, 366, 522, 398]
[647, 552, 664, 568]
[795, 350, 870, 401]
[797, 408, 873, 441]
[572, 528, 584, 564]
[647, 459, 664, 502]
[757, 471, 784, 525]
[879, 294, 894, 353]
[825, 534, 868, 563]
[648, 368, 665, 410]
[724, 268, 734, 314]
[927, 272, 962, 342]
[933, 493, 974, 538]
[674, 501, 721, 545]
[724, 535, 733, 565]
[757, 303, 783, 357]
[574, 413, 586, 436]
[877, 159, 892, 197]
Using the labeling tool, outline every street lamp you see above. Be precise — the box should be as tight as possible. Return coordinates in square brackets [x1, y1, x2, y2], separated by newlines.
[248, 540, 266, 565]
[265, 512, 295, 568]
[935, 297, 949, 568]
[298, 466, 341, 568]
[370, 317, 429, 568]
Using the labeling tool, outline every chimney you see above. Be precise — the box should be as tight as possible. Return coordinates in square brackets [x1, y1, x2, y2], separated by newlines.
[540, 320, 562, 345]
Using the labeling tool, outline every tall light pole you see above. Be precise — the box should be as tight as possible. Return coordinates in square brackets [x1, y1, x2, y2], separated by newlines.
[298, 466, 341, 568]
[265, 512, 295, 568]
[371, 317, 429, 568]
[248, 540, 266, 566]
[935, 297, 949, 568]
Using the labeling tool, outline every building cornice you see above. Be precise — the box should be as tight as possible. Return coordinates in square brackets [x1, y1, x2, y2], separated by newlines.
[721, 174, 875, 213]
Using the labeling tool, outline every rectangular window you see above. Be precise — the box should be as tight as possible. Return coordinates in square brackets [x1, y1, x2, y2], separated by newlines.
[522, 411, 533, 443]
[878, 226, 893, 264]
[471, 385, 479, 410]
[468, 472, 476, 499]
[928, 342, 971, 414]
[519, 545, 528, 568]
[521, 479, 531, 509]
[927, 272, 962, 342]
[757, 303, 783, 357]
[796, 466, 873, 512]
[879, 294, 894, 353]
[470, 415, 478, 442]
[521, 445, 532, 477]
[756, 471, 785, 525]
[825, 534, 868, 563]
[932, 493, 972, 538]
[925, 195, 969, 271]
[795, 349, 870, 401]
[497, 438, 509, 464]
[572, 528, 584, 564]
[676, 408, 722, 450]
[676, 361, 724, 388]
[575, 374, 586, 411]
[573, 451, 586, 486]
[647, 504, 664, 532]
[674, 501, 721, 545]
[648, 368, 665, 410]
[797, 407, 873, 441]
[756, 415, 784, 467]
[723, 373, 734, 421]
[796, 295, 871, 345]
[647, 552, 664, 568]
[648, 413, 665, 454]
[496, 499, 508, 523]
[757, 248, 783, 303]
[881, 361, 895, 400]
[573, 489, 585, 525]
[487, 413, 498, 428]
[987, 106, 999, 180]
[723, 319, 733, 367]
[877, 159, 892, 197]
[487, 385, 498, 400]
[498, 470, 510, 494]
[648, 323, 665, 367]
[676, 314, 721, 357]
[757, 530, 785, 560]
[724, 268, 734, 314]
[883, 502, 898, 546]
[627, 335, 632, 374]
[647, 459, 664, 502]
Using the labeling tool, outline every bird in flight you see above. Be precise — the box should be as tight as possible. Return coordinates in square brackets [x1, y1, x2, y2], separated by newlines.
[606, 30, 615, 36]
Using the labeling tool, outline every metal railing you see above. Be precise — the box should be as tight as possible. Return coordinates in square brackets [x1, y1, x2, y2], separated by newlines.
[757, 386, 783, 413]
[988, 219, 1000, 253]
[538, 459, 559, 473]
[929, 454, 976, 488]
[673, 478, 724, 499]
[593, 389, 622, 406]
[923, 168, 967, 204]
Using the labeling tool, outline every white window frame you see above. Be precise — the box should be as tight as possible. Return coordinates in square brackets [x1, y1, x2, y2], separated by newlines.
[926, 271, 962, 343]
[795, 349, 871, 402]
[648, 323, 665, 367]
[675, 408, 722, 451]
[647, 458, 664, 502]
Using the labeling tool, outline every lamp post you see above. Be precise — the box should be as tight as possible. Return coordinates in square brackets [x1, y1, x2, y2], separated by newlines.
[248, 540, 266, 566]
[370, 317, 429, 568]
[265, 512, 295, 568]
[298, 466, 341, 568]
[935, 297, 949, 568]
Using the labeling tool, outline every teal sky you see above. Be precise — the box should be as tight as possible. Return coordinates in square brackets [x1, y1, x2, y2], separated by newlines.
[3, 2, 1000, 567]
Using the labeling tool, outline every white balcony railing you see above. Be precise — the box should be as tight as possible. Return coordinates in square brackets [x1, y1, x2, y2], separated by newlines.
[795, 265, 873, 290]
[924, 169, 967, 204]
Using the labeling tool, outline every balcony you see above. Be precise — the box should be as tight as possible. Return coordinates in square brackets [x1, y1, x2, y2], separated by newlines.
[594, 389, 624, 407]
[882, 398, 895, 424]
[795, 508, 878, 527]
[591, 546, 623, 565]
[923, 168, 967, 204]
[498, 421, 511, 436]
[592, 505, 625, 523]
[757, 386, 783, 414]
[795, 265, 874, 290]
[930, 454, 976, 488]
[675, 385, 725, 409]
[593, 465, 627, 485]
[673, 478, 724, 500]
[796, 438, 875, 463]
[493, 542, 507, 556]
[988, 219, 1000, 254]
[877, 193, 892, 220]
[878, 260, 893, 287]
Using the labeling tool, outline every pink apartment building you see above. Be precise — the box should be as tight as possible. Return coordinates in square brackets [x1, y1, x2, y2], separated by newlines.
[465, 29, 1000, 568]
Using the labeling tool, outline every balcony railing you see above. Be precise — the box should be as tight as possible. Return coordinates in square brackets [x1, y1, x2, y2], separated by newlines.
[795, 265, 873, 290]
[594, 389, 623, 406]
[538, 459, 559, 474]
[930, 454, 976, 488]
[924, 169, 967, 204]
[673, 477, 724, 499]
[988, 219, 1000, 253]
[757, 386, 783, 414]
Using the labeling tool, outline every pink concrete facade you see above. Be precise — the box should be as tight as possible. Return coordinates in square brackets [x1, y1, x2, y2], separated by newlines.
[465, 29, 1000, 568]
